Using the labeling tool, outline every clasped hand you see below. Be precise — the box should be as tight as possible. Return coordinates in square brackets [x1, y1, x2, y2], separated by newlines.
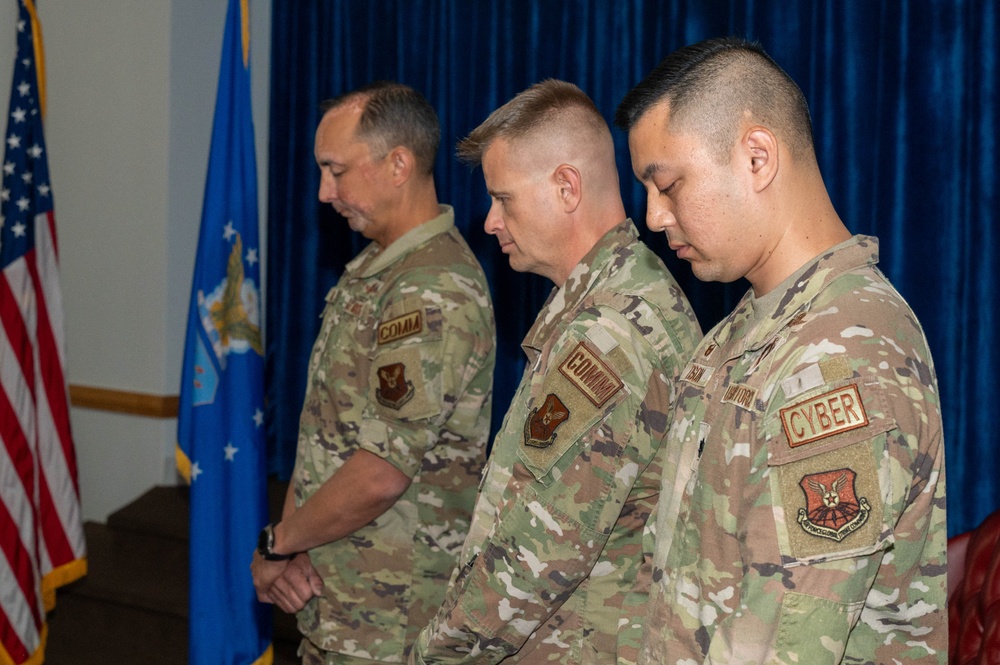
[251, 551, 324, 613]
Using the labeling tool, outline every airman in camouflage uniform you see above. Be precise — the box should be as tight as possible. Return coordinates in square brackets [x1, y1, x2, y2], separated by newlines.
[251, 82, 495, 664]
[411, 80, 701, 664]
[617, 37, 947, 664]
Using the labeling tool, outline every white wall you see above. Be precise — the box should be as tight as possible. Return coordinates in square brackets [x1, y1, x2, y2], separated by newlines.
[0, 0, 271, 521]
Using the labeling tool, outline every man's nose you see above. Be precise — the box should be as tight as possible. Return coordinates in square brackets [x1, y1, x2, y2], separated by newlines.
[484, 202, 503, 235]
[318, 174, 338, 203]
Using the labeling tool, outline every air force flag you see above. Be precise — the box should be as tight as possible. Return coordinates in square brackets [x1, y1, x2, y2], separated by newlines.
[176, 0, 271, 663]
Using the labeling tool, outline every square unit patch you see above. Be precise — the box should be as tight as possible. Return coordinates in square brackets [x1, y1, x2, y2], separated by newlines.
[778, 441, 884, 561]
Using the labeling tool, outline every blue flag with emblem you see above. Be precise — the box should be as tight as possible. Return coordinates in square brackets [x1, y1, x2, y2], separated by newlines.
[175, 0, 271, 663]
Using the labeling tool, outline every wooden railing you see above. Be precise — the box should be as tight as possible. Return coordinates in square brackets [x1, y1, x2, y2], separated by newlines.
[68, 385, 179, 418]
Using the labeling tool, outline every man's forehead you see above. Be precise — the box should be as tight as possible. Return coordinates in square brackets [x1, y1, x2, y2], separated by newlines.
[316, 113, 367, 156]
[481, 136, 511, 163]
[628, 103, 689, 178]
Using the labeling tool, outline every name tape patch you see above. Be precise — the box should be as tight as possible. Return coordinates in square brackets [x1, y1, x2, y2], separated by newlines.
[558, 341, 623, 407]
[721, 383, 757, 411]
[682, 362, 713, 387]
[780, 384, 869, 448]
[377, 309, 423, 345]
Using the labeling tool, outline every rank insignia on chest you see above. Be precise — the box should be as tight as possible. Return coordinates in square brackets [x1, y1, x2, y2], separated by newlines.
[797, 468, 871, 542]
[376, 362, 415, 409]
[523, 393, 570, 448]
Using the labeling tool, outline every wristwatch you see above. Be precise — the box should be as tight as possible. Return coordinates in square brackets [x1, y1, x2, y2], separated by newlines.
[256, 522, 295, 561]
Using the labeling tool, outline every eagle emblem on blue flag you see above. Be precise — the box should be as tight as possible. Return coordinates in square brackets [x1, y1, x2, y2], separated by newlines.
[197, 233, 262, 371]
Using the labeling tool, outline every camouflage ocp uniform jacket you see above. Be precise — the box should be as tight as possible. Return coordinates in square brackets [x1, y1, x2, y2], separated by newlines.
[411, 219, 701, 664]
[293, 206, 496, 662]
[639, 235, 947, 665]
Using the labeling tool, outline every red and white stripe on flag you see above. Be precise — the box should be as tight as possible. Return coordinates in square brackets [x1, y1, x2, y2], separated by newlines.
[0, 210, 86, 664]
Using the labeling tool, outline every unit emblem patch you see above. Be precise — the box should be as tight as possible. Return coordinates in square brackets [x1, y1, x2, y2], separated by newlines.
[797, 468, 871, 542]
[523, 393, 570, 449]
[376, 362, 415, 409]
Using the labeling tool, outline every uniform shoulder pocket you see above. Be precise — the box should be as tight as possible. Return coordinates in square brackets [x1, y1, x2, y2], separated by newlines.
[369, 296, 445, 421]
[516, 335, 632, 481]
[764, 377, 897, 565]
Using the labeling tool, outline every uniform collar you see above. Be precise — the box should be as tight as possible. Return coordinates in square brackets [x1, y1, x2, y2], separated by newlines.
[344, 205, 455, 279]
[522, 218, 637, 353]
[710, 234, 880, 357]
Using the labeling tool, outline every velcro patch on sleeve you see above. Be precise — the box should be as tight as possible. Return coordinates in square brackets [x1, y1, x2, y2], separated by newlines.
[370, 344, 439, 421]
[557, 341, 623, 407]
[777, 441, 884, 561]
[376, 309, 423, 345]
[517, 340, 631, 480]
[780, 384, 868, 448]
[819, 357, 853, 384]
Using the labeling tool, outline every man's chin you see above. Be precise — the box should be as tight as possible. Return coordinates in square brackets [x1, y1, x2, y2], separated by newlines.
[347, 217, 370, 235]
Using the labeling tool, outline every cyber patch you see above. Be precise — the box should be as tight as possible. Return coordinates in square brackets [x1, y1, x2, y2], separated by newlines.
[797, 468, 871, 542]
[375, 362, 415, 409]
[557, 341, 623, 407]
[523, 393, 570, 448]
[780, 384, 869, 448]
[377, 309, 423, 345]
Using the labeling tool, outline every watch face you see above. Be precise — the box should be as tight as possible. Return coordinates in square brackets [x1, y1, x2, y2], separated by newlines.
[257, 525, 272, 555]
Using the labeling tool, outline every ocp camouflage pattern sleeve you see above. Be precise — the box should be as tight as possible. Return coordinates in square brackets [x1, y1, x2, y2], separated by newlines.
[293, 209, 496, 662]
[640, 235, 947, 665]
[412, 220, 701, 664]
[357, 252, 495, 476]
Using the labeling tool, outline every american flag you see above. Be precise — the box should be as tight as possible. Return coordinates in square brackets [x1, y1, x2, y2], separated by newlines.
[1, 2, 86, 663]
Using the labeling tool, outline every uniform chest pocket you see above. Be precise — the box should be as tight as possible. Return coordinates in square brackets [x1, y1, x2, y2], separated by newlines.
[310, 288, 375, 377]
[764, 377, 897, 566]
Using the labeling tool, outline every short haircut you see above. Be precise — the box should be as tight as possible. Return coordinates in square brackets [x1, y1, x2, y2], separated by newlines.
[321, 81, 440, 175]
[615, 37, 814, 162]
[456, 79, 610, 166]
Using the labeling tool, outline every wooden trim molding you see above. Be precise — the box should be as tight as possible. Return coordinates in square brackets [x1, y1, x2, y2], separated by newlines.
[69, 385, 179, 419]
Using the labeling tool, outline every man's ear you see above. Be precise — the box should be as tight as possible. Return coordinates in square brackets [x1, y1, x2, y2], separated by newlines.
[743, 127, 779, 193]
[388, 146, 415, 186]
[552, 163, 582, 213]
